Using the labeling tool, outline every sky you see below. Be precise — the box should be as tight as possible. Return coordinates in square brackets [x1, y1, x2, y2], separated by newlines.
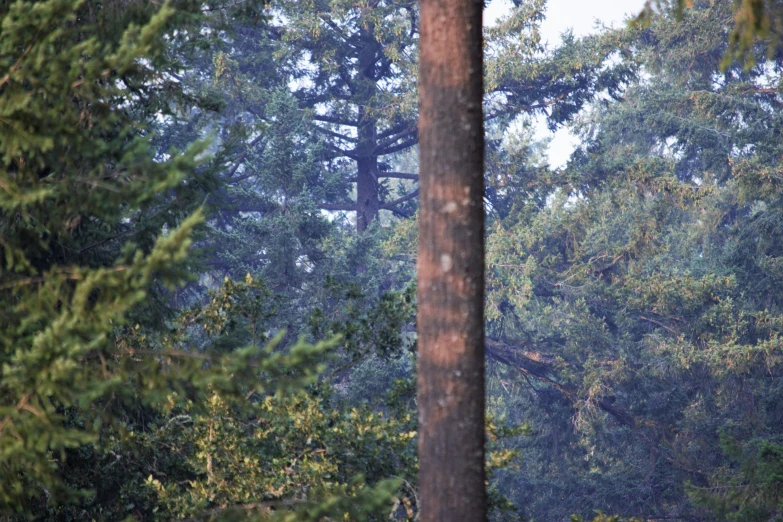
[485, 0, 647, 167]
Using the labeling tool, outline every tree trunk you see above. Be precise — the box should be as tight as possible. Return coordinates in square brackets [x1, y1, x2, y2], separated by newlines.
[355, 27, 381, 234]
[356, 156, 380, 233]
[417, 0, 486, 521]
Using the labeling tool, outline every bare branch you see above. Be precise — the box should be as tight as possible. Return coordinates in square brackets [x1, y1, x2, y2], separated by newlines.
[318, 202, 355, 212]
[346, 171, 418, 183]
[385, 205, 414, 218]
[313, 125, 358, 143]
[484, 93, 568, 122]
[0, 391, 34, 437]
[379, 171, 418, 180]
[0, 266, 128, 290]
[381, 188, 419, 209]
[322, 141, 358, 160]
[373, 127, 417, 154]
[377, 136, 418, 156]
[313, 114, 359, 127]
[378, 121, 414, 140]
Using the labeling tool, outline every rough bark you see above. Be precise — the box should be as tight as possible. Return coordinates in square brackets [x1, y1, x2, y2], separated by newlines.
[417, 1, 486, 521]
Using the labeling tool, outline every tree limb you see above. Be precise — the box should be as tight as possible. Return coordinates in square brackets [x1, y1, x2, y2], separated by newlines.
[322, 141, 358, 160]
[377, 136, 418, 156]
[379, 171, 419, 180]
[381, 188, 419, 209]
[318, 202, 355, 212]
[484, 93, 568, 122]
[385, 205, 414, 218]
[485, 338, 638, 428]
[346, 171, 418, 183]
[373, 127, 418, 154]
[313, 125, 358, 143]
[378, 121, 415, 140]
[313, 114, 359, 127]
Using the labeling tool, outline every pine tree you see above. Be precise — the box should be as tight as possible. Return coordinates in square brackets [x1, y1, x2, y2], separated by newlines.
[241, 0, 635, 232]
[0, 0, 324, 514]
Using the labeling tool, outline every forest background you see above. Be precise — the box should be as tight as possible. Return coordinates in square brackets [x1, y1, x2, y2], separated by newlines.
[2, 0, 783, 520]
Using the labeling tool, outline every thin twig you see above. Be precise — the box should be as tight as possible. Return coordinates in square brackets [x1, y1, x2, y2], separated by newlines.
[0, 391, 34, 437]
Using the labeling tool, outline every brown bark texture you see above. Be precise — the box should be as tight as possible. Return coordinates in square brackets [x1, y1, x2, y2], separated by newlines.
[417, 0, 487, 521]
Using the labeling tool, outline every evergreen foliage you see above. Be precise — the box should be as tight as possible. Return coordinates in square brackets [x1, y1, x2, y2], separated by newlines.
[481, 1, 783, 519]
[0, 1, 408, 518]
[0, 0, 214, 510]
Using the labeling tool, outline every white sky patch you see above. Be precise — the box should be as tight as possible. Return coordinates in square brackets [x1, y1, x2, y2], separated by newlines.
[485, 0, 646, 169]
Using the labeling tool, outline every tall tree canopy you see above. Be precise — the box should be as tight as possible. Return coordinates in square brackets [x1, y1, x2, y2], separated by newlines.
[209, 0, 634, 233]
[482, 2, 783, 519]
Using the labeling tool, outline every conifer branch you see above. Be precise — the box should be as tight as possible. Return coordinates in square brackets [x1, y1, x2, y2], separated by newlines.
[381, 188, 418, 209]
[313, 115, 359, 127]
[0, 391, 34, 437]
[313, 125, 358, 143]
[373, 127, 417, 154]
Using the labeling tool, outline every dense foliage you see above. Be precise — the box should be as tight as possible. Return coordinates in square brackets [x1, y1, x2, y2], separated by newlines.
[484, 2, 783, 519]
[0, 1, 406, 519]
[3, 0, 783, 520]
